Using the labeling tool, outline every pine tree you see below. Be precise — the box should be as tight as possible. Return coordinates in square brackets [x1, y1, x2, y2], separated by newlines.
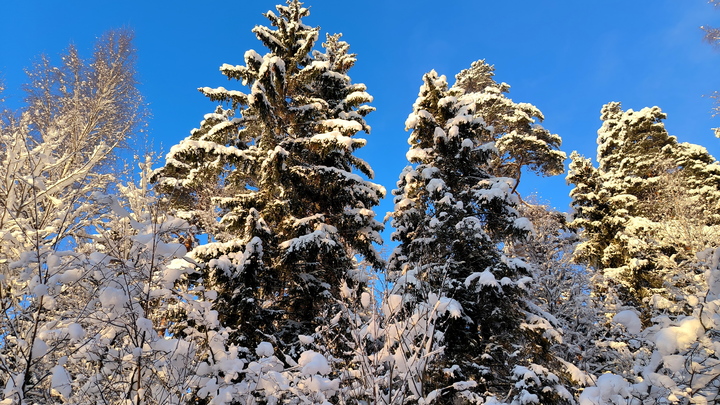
[152, 0, 384, 392]
[387, 66, 573, 404]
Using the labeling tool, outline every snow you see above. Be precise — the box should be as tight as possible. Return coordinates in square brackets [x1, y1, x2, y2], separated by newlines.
[256, 341, 274, 357]
[406, 147, 431, 161]
[438, 96, 458, 108]
[199, 86, 247, 101]
[298, 335, 314, 345]
[384, 294, 404, 315]
[68, 323, 85, 340]
[421, 166, 439, 179]
[560, 359, 594, 386]
[346, 91, 373, 105]
[33, 283, 48, 296]
[361, 291, 371, 308]
[98, 286, 128, 308]
[648, 294, 673, 309]
[662, 354, 686, 373]
[612, 310, 642, 334]
[136, 317, 154, 334]
[163, 259, 190, 288]
[298, 350, 331, 376]
[311, 131, 358, 151]
[243, 49, 262, 64]
[578, 373, 631, 405]
[405, 113, 419, 129]
[278, 224, 338, 254]
[50, 363, 72, 398]
[339, 281, 353, 299]
[320, 119, 363, 134]
[426, 178, 445, 193]
[465, 269, 499, 289]
[654, 316, 704, 355]
[302, 375, 339, 396]
[59, 268, 83, 284]
[516, 390, 539, 404]
[405, 109, 434, 130]
[437, 296, 462, 318]
[32, 338, 49, 359]
[433, 127, 447, 143]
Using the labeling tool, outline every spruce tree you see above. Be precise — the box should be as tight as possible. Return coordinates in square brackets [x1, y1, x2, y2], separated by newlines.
[569, 103, 720, 403]
[568, 102, 720, 322]
[153, 0, 383, 372]
[387, 66, 573, 404]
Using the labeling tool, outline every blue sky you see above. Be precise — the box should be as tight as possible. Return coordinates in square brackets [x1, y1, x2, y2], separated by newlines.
[2, 0, 719, 221]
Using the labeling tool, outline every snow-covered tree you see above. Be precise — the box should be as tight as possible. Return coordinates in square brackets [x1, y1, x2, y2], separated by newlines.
[0, 29, 143, 260]
[152, 0, 384, 399]
[578, 247, 720, 405]
[508, 202, 601, 381]
[454, 60, 565, 195]
[569, 102, 720, 404]
[387, 66, 574, 404]
[0, 30, 147, 404]
[568, 102, 720, 323]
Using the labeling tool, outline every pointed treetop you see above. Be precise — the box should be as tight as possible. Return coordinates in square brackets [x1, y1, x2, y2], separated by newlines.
[253, 0, 317, 64]
[455, 59, 503, 93]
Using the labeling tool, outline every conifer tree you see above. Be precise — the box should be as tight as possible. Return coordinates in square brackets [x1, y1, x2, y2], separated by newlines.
[454, 60, 565, 192]
[387, 66, 573, 404]
[153, 0, 383, 373]
[568, 102, 720, 322]
[569, 103, 720, 404]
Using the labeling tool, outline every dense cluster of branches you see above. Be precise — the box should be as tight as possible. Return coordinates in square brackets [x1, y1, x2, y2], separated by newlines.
[2, 2, 720, 404]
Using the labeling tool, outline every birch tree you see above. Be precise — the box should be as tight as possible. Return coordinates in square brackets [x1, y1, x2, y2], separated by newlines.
[0, 30, 148, 404]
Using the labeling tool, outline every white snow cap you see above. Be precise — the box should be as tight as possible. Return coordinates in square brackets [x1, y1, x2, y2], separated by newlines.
[255, 341, 274, 357]
[578, 373, 631, 405]
[612, 310, 642, 334]
[654, 316, 704, 356]
[298, 350, 331, 376]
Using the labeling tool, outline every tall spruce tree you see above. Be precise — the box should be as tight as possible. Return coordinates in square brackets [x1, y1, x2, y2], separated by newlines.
[568, 102, 720, 323]
[153, 0, 383, 372]
[387, 65, 574, 404]
[568, 103, 720, 403]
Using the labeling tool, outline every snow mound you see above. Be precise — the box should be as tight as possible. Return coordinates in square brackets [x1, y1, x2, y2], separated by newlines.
[579, 373, 631, 405]
[256, 342, 274, 357]
[298, 350, 331, 376]
[654, 316, 704, 355]
[612, 310, 642, 334]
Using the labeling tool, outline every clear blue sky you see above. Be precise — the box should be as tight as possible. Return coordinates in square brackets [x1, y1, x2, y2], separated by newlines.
[1, 1, 719, 220]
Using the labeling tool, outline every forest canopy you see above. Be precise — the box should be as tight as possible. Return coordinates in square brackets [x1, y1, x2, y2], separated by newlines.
[1, 1, 720, 404]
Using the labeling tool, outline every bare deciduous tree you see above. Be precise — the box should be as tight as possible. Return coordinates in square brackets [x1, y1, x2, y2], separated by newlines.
[0, 29, 146, 404]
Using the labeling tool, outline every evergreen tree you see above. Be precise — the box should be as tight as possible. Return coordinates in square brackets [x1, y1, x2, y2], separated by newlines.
[568, 102, 720, 323]
[569, 102, 720, 404]
[153, 0, 383, 387]
[387, 66, 574, 404]
[454, 60, 565, 193]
